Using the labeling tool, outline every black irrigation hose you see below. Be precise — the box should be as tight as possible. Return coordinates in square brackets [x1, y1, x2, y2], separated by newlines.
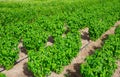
[0, 42, 91, 72]
[80, 41, 91, 51]
[14, 56, 28, 65]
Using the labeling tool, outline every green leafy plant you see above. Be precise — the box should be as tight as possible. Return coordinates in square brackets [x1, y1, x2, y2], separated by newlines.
[0, 73, 6, 77]
[80, 26, 120, 77]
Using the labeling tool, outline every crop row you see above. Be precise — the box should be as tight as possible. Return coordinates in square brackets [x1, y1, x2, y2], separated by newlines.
[80, 26, 120, 77]
[28, 31, 81, 76]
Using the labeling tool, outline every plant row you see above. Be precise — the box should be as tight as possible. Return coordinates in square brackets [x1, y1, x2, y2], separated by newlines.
[80, 26, 120, 77]
[28, 31, 81, 77]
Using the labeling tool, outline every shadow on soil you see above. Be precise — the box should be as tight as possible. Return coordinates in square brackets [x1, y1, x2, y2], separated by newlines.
[23, 63, 34, 77]
[89, 34, 109, 55]
[81, 32, 90, 41]
[101, 34, 109, 42]
[65, 63, 83, 77]
[48, 36, 54, 43]
[88, 46, 101, 55]
[20, 47, 27, 54]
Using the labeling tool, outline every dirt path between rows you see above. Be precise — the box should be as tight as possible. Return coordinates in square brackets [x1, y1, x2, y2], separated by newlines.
[49, 21, 120, 77]
[0, 21, 120, 77]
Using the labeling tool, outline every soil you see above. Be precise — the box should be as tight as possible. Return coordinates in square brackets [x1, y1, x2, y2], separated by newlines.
[0, 21, 120, 77]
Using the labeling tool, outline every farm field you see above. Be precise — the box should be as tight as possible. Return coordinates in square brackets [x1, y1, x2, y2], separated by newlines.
[0, 0, 120, 77]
